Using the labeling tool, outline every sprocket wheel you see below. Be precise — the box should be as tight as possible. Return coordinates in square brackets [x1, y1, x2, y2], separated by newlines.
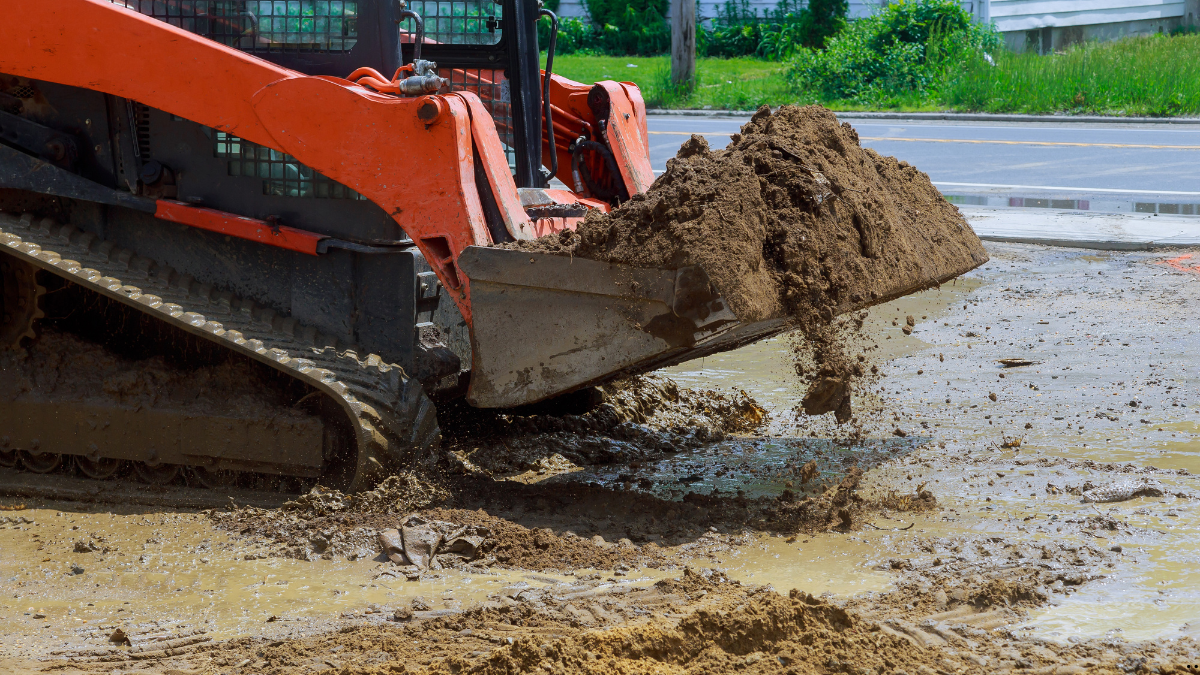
[0, 253, 44, 349]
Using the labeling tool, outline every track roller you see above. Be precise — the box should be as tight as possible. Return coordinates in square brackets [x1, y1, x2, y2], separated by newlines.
[75, 456, 123, 479]
[190, 467, 240, 489]
[19, 450, 62, 473]
[133, 463, 181, 485]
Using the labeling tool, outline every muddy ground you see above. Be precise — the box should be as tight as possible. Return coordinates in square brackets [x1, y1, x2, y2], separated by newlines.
[1, 242, 1199, 674]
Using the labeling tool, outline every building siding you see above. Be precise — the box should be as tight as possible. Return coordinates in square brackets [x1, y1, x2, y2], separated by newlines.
[990, 0, 1184, 31]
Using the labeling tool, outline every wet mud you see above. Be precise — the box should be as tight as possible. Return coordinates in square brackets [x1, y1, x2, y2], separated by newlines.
[438, 374, 766, 475]
[3, 243, 1200, 674]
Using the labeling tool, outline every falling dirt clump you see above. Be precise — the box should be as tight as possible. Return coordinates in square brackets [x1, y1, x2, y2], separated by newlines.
[600, 375, 766, 435]
[442, 374, 766, 475]
[505, 105, 987, 422]
[799, 459, 819, 484]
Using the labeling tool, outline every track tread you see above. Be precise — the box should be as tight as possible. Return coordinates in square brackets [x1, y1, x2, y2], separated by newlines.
[0, 212, 440, 489]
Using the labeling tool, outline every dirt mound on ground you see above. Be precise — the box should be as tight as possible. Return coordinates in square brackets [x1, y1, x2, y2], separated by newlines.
[508, 105, 987, 422]
[599, 375, 765, 435]
[443, 375, 766, 475]
[422, 508, 666, 571]
[279, 473, 450, 518]
[208, 473, 452, 561]
[207, 480, 664, 571]
[440, 586, 931, 675]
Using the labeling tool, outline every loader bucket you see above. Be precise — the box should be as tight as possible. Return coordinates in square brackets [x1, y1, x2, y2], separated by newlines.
[460, 244, 984, 409]
[459, 246, 793, 408]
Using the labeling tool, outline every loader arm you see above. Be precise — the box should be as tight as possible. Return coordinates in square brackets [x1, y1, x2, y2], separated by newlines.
[3, 0, 852, 412]
[0, 0, 515, 325]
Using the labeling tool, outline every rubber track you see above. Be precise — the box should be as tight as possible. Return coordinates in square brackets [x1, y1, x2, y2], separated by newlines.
[0, 211, 440, 489]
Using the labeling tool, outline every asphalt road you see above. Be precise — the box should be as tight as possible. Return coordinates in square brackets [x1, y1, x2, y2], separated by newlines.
[644, 115, 1200, 202]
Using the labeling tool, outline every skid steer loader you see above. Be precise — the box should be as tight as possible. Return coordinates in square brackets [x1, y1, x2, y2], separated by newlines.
[0, 0, 975, 491]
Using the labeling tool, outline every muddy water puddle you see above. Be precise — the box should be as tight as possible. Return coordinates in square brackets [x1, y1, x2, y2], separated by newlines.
[0, 505, 609, 654]
[717, 531, 895, 596]
[913, 488, 1200, 641]
[1026, 522, 1200, 641]
[647, 245, 1200, 642]
[549, 436, 926, 500]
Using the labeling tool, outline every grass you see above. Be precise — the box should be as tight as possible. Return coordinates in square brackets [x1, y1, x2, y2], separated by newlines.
[546, 33, 1200, 116]
[546, 54, 791, 110]
[942, 33, 1200, 116]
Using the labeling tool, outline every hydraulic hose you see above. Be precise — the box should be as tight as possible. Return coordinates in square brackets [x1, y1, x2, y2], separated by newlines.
[538, 8, 559, 187]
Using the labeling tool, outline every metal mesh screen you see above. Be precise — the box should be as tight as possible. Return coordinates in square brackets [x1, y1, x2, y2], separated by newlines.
[112, 0, 359, 53]
[440, 68, 516, 171]
[215, 132, 364, 199]
[402, 0, 502, 45]
[398, 1, 512, 169]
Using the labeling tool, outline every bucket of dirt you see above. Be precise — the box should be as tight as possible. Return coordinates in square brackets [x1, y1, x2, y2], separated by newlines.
[461, 105, 987, 409]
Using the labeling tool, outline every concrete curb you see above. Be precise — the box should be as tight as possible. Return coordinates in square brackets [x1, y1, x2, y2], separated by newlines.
[962, 206, 1200, 251]
[646, 109, 1200, 125]
[977, 236, 1178, 251]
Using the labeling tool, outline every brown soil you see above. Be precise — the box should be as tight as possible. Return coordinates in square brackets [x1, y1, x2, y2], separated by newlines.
[441, 374, 766, 475]
[511, 105, 986, 320]
[421, 507, 667, 571]
[192, 567, 1196, 675]
[206, 461, 888, 569]
[445, 586, 930, 675]
[506, 105, 987, 423]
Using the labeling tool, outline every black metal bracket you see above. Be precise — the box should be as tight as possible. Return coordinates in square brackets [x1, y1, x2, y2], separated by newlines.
[0, 143, 155, 213]
[0, 110, 79, 171]
[317, 238, 415, 254]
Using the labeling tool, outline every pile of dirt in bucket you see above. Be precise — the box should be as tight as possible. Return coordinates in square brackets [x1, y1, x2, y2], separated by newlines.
[506, 105, 987, 422]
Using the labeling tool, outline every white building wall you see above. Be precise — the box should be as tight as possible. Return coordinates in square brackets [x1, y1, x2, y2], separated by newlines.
[980, 0, 1196, 52]
[988, 0, 1184, 31]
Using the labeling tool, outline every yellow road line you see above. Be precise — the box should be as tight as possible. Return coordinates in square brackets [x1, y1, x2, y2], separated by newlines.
[860, 136, 1200, 150]
[646, 130, 1200, 150]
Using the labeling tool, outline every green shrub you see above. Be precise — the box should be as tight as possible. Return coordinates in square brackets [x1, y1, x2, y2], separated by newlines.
[538, 0, 669, 56]
[539, 16, 598, 55]
[586, 0, 671, 55]
[702, 0, 847, 60]
[801, 0, 849, 48]
[786, 0, 996, 104]
[539, 0, 848, 60]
